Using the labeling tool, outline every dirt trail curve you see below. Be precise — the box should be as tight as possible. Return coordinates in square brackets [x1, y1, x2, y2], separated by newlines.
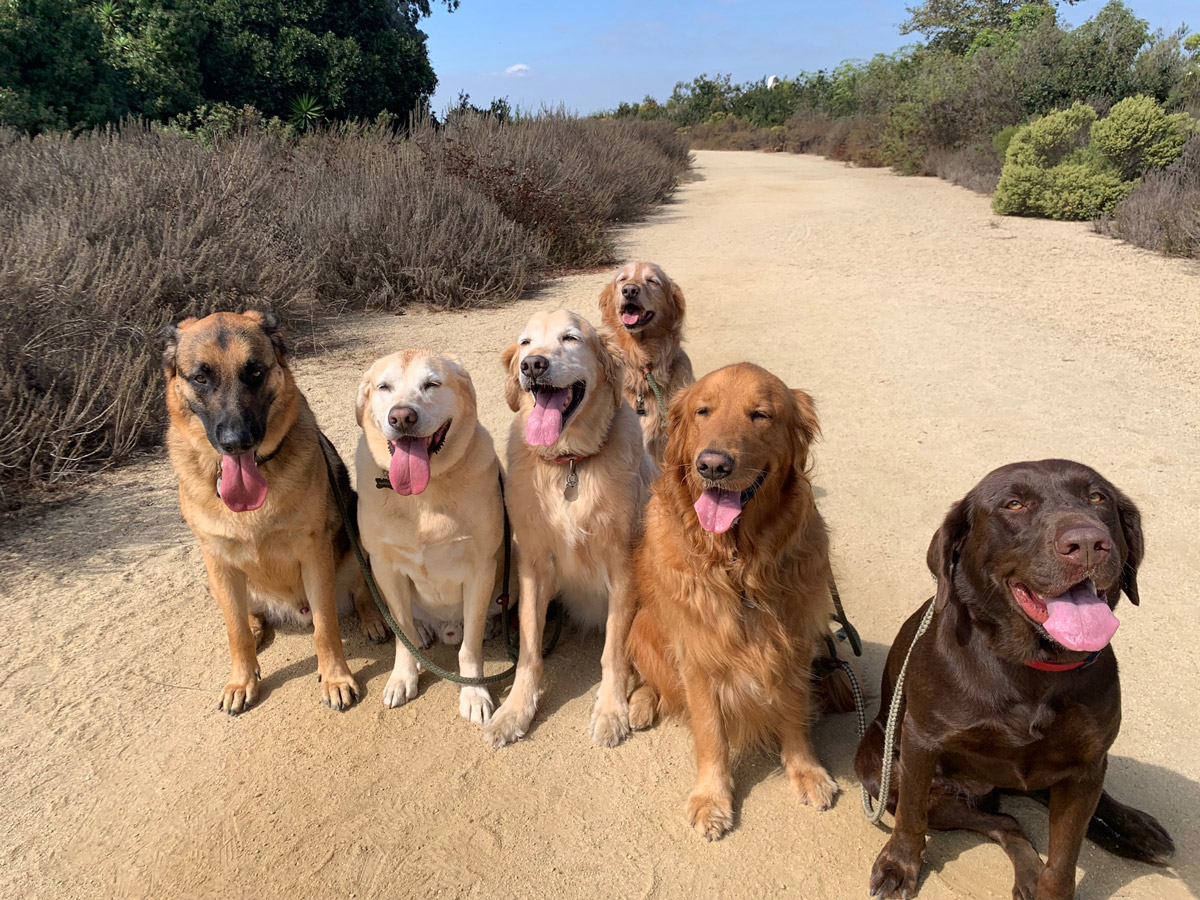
[3, 151, 1198, 900]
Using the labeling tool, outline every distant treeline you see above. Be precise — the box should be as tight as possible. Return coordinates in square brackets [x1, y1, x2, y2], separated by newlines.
[603, 0, 1200, 257]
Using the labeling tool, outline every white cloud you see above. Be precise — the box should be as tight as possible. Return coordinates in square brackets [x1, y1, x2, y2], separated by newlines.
[504, 63, 531, 77]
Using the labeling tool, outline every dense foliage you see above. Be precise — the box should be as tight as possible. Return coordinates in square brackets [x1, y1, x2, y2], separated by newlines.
[0, 0, 455, 133]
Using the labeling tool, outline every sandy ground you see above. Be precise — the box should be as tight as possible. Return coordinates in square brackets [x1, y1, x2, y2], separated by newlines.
[3, 150, 1199, 900]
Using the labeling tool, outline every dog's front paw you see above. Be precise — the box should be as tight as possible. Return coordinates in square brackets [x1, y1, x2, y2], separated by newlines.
[589, 694, 631, 748]
[382, 668, 420, 709]
[218, 671, 260, 715]
[358, 606, 390, 643]
[483, 697, 535, 748]
[869, 836, 923, 899]
[686, 787, 734, 841]
[790, 764, 839, 810]
[459, 684, 494, 725]
[318, 667, 360, 711]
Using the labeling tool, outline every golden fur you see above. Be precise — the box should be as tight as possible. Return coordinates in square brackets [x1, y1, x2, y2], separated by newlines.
[164, 310, 383, 714]
[598, 261, 695, 463]
[355, 350, 504, 724]
[484, 309, 657, 749]
[626, 363, 841, 839]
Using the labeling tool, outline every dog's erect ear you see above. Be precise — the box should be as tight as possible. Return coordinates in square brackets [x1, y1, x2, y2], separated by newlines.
[244, 308, 287, 364]
[1113, 488, 1144, 606]
[161, 317, 197, 379]
[598, 330, 625, 407]
[500, 341, 522, 413]
[927, 498, 971, 611]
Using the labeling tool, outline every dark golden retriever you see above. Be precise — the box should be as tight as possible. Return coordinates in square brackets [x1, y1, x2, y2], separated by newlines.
[164, 310, 384, 714]
[598, 261, 695, 463]
[626, 363, 850, 840]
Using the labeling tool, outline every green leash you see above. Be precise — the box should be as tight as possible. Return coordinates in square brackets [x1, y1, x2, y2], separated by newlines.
[641, 366, 670, 424]
[323, 446, 561, 686]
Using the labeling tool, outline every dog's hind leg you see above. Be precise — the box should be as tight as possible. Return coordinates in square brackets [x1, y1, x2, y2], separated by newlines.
[338, 550, 389, 644]
[927, 795, 1044, 900]
[626, 608, 679, 730]
[1026, 788, 1175, 865]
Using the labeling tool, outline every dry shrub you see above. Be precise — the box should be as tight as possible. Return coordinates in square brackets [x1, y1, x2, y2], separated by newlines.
[925, 142, 1004, 193]
[687, 117, 788, 152]
[1100, 133, 1200, 257]
[0, 114, 690, 509]
[415, 112, 690, 267]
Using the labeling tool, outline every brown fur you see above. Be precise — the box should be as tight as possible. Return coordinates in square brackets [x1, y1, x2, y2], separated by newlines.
[163, 310, 384, 714]
[598, 261, 695, 463]
[483, 309, 657, 749]
[626, 363, 842, 840]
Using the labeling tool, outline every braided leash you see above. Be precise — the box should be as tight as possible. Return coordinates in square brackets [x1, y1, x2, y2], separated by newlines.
[324, 450, 527, 686]
[642, 366, 670, 424]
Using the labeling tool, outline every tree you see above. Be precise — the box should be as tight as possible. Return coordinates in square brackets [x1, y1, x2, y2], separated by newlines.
[196, 0, 456, 122]
[902, 0, 1078, 54]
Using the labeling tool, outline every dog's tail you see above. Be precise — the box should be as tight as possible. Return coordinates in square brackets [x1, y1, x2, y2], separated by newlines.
[812, 637, 857, 715]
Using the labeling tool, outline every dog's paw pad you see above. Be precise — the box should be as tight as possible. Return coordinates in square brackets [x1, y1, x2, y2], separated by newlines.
[459, 685, 494, 725]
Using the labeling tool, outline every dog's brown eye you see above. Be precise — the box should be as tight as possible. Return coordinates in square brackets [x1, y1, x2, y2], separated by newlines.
[377, 383, 390, 392]
[695, 407, 710, 418]
[423, 381, 440, 390]
[562, 334, 578, 343]
[1089, 491, 1106, 503]
[1005, 499, 1024, 510]
[193, 373, 208, 386]
[750, 410, 770, 422]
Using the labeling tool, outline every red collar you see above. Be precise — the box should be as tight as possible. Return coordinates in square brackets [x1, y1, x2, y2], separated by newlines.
[1022, 650, 1101, 672]
[551, 453, 591, 465]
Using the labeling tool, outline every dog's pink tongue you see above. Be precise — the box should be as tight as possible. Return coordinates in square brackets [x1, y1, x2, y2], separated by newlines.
[621, 311, 641, 326]
[219, 452, 268, 512]
[388, 437, 431, 495]
[694, 488, 744, 534]
[525, 389, 569, 447]
[1043, 582, 1120, 652]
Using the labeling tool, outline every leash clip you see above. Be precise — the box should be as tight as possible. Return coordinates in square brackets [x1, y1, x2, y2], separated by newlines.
[565, 459, 579, 489]
[636, 391, 646, 416]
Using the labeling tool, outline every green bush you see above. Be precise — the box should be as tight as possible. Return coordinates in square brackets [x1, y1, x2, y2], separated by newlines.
[1090, 94, 1196, 179]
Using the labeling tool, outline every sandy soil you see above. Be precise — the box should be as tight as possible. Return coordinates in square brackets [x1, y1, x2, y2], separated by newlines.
[3, 150, 1198, 900]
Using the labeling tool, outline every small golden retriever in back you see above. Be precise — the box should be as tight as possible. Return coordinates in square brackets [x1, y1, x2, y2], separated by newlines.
[598, 261, 694, 463]
[627, 363, 848, 840]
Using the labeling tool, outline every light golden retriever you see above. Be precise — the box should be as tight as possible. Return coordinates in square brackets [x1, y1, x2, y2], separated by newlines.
[484, 308, 656, 748]
[356, 351, 504, 723]
[598, 261, 695, 463]
[626, 363, 851, 839]
[164, 310, 384, 714]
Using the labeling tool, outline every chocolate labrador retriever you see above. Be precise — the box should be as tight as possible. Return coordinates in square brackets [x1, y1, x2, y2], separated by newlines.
[856, 459, 1174, 900]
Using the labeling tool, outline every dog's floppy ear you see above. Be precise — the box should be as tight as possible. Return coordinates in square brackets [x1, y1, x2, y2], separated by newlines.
[598, 329, 625, 407]
[789, 388, 821, 472]
[598, 280, 618, 323]
[1113, 488, 1144, 606]
[662, 382, 695, 480]
[355, 364, 376, 428]
[500, 341, 522, 413]
[927, 498, 971, 610]
[668, 276, 687, 322]
[244, 308, 287, 364]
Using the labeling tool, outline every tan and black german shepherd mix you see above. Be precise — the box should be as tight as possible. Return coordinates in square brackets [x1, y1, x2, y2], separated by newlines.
[163, 309, 386, 714]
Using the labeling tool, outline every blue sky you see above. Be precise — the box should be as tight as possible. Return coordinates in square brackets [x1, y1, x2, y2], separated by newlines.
[422, 0, 1196, 115]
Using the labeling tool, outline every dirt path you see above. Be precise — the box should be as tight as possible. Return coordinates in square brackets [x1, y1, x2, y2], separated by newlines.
[3, 150, 1198, 900]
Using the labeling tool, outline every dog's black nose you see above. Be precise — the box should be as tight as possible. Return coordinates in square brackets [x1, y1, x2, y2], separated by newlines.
[388, 406, 418, 429]
[521, 355, 549, 379]
[1055, 525, 1111, 567]
[696, 449, 734, 480]
[621, 283, 640, 300]
[215, 422, 254, 456]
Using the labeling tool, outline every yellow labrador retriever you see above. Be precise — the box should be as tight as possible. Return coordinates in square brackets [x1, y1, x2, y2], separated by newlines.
[356, 351, 504, 724]
[484, 309, 657, 748]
